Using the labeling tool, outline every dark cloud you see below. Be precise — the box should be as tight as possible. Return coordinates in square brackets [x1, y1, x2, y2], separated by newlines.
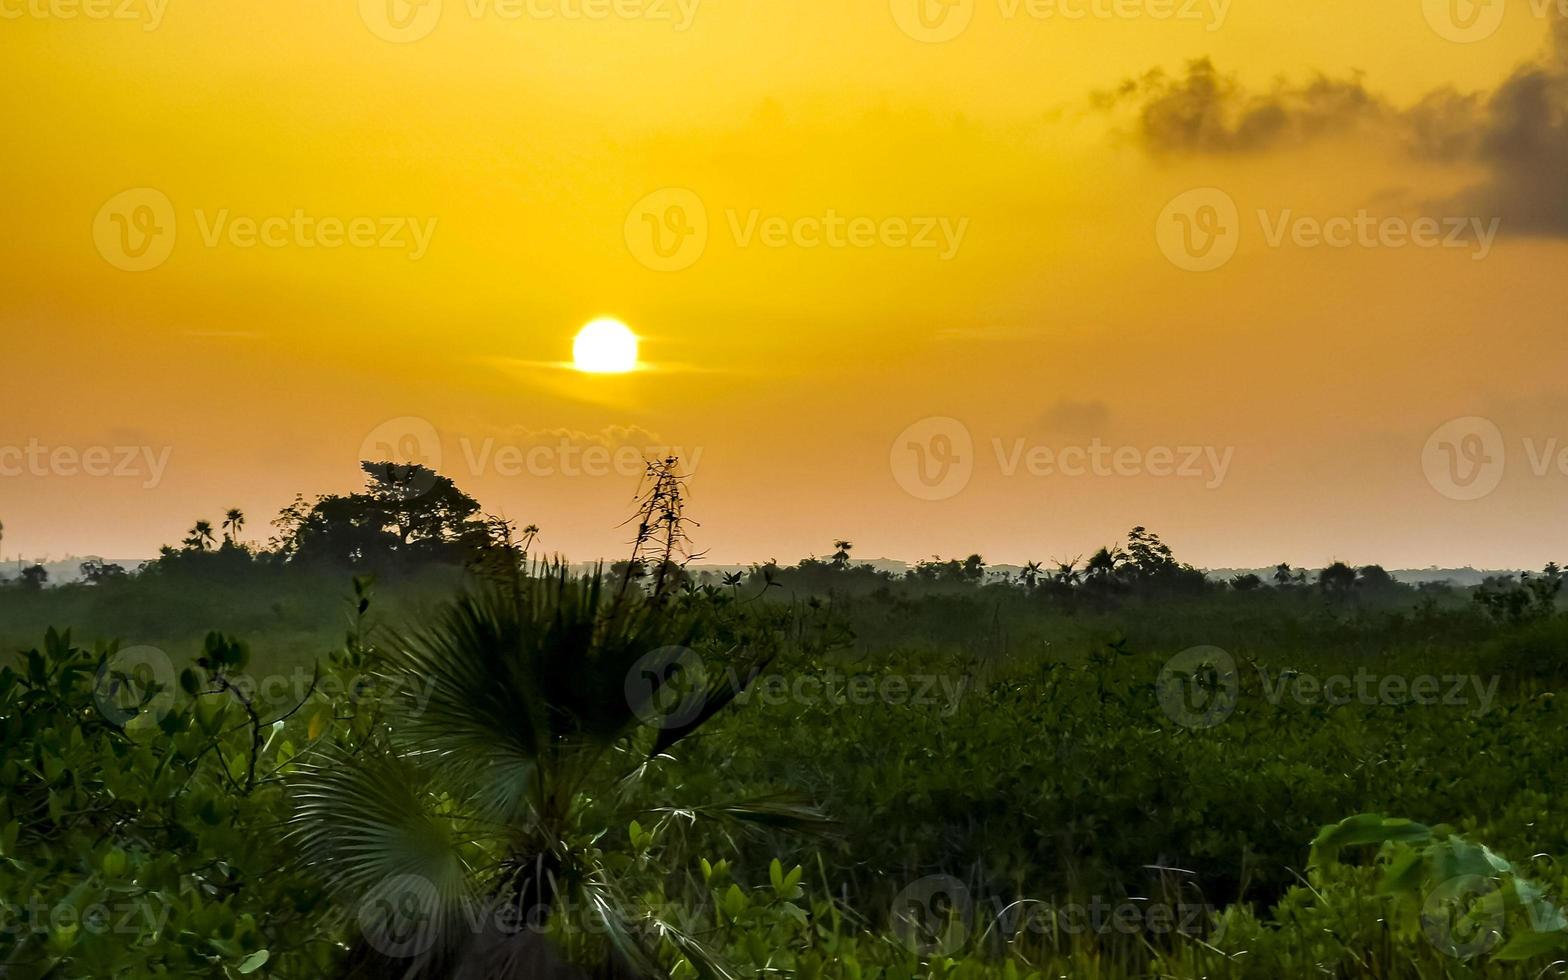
[1095, 60, 1388, 154]
[1101, 14, 1568, 235]
[1440, 20, 1568, 235]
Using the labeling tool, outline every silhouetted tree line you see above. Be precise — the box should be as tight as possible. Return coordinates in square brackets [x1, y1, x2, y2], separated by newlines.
[140, 461, 505, 578]
[746, 527, 1564, 615]
[5, 463, 1563, 620]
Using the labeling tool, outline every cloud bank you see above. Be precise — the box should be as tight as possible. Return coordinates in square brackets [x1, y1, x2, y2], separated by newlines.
[1099, 14, 1568, 235]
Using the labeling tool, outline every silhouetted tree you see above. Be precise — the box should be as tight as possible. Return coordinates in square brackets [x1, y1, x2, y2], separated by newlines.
[1356, 564, 1407, 596]
[184, 520, 217, 552]
[272, 462, 489, 569]
[80, 559, 127, 584]
[905, 554, 986, 587]
[1120, 526, 1208, 595]
[222, 508, 246, 545]
[1020, 561, 1043, 589]
[1473, 565, 1564, 624]
[1085, 546, 1124, 582]
[831, 540, 853, 570]
[1318, 562, 1358, 595]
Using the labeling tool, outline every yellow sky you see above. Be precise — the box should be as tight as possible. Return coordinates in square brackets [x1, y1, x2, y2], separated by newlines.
[3, 0, 1565, 569]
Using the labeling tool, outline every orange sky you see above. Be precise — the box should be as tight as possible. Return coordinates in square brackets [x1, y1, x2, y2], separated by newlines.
[3, 0, 1566, 569]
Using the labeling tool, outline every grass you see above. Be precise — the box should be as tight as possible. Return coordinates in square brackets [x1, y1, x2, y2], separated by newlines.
[4, 562, 1568, 977]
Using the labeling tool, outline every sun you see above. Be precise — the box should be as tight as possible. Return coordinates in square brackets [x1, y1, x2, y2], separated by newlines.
[572, 318, 640, 374]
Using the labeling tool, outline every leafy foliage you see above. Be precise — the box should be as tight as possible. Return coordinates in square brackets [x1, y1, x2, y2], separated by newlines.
[285, 567, 825, 978]
[0, 629, 332, 978]
[4, 466, 1567, 977]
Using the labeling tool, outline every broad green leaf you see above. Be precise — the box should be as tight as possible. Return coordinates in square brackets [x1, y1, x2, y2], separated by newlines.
[237, 949, 271, 974]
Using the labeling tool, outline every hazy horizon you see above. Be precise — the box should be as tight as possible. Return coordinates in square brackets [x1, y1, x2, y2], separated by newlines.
[0, 547, 1539, 586]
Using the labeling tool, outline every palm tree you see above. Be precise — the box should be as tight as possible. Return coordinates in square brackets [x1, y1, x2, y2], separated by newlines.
[222, 508, 246, 545]
[1085, 546, 1124, 581]
[830, 540, 853, 569]
[185, 520, 217, 552]
[1019, 561, 1043, 589]
[289, 567, 826, 979]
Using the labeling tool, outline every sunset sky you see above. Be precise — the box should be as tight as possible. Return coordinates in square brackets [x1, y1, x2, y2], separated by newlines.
[4, 0, 1566, 569]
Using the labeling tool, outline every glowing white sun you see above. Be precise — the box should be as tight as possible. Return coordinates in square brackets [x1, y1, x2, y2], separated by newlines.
[572, 318, 639, 374]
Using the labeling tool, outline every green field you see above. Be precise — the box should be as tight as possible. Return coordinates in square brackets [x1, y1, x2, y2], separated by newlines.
[5, 528, 1568, 978]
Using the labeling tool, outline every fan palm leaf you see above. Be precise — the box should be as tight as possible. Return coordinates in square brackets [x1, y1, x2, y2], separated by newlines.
[289, 564, 823, 978]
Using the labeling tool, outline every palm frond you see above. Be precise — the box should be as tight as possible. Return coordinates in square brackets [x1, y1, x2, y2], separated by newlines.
[649, 650, 775, 757]
[287, 744, 481, 975]
[648, 792, 841, 838]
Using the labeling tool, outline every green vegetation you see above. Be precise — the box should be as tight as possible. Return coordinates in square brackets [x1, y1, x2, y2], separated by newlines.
[3, 462, 1567, 977]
